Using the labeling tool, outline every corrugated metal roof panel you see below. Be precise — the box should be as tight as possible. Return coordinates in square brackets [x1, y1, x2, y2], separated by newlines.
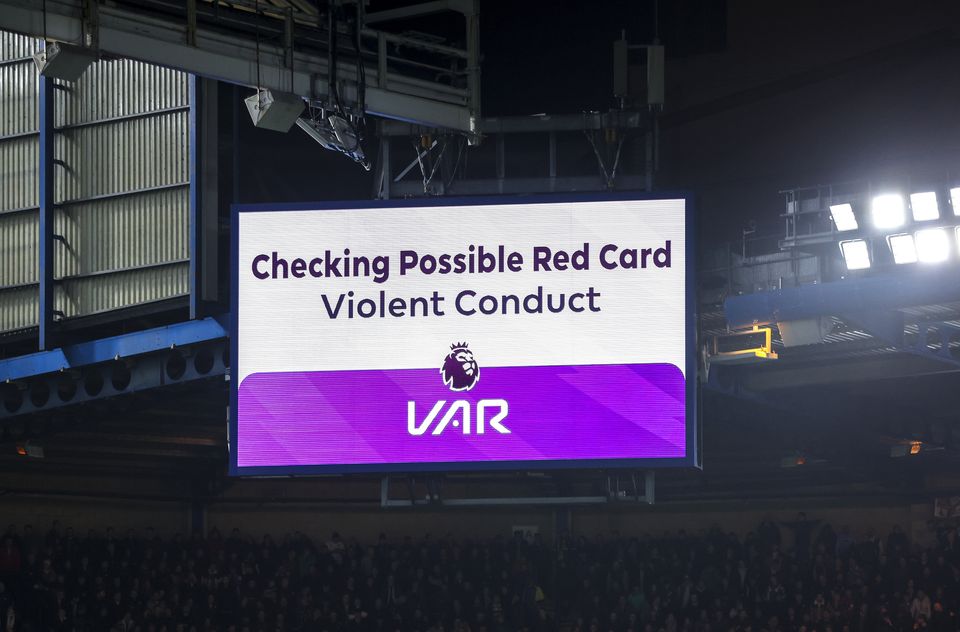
[0, 286, 38, 332]
[55, 60, 188, 128]
[57, 262, 189, 319]
[0, 31, 39, 61]
[0, 59, 38, 137]
[0, 135, 38, 212]
[55, 186, 189, 278]
[54, 110, 189, 204]
[0, 210, 37, 287]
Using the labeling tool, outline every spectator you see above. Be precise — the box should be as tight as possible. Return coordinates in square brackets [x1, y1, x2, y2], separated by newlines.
[1, 518, 959, 631]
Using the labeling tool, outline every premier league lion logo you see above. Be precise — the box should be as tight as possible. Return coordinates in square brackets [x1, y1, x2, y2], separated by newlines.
[441, 342, 479, 392]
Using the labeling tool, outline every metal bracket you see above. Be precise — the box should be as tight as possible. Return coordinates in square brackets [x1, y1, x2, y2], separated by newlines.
[81, 0, 99, 50]
[380, 472, 654, 508]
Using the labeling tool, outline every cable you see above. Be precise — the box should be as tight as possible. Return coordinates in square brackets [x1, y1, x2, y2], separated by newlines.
[328, 0, 342, 113]
[353, 2, 366, 117]
[255, 0, 261, 94]
[288, 8, 294, 93]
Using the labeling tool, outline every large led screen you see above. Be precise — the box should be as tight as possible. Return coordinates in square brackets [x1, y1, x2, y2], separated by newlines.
[231, 194, 695, 475]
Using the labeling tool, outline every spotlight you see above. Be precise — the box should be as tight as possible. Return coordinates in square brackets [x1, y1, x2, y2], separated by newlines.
[891, 440, 938, 458]
[951, 187, 960, 215]
[780, 454, 806, 468]
[888, 233, 918, 264]
[871, 194, 906, 229]
[15, 441, 44, 459]
[296, 115, 371, 170]
[910, 192, 939, 221]
[915, 228, 950, 263]
[839, 239, 870, 270]
[829, 203, 858, 231]
[33, 41, 97, 82]
[244, 90, 304, 132]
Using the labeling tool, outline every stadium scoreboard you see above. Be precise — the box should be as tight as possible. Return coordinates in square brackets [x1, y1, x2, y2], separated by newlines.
[231, 193, 695, 475]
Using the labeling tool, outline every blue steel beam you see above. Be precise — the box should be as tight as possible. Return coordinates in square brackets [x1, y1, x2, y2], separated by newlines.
[0, 317, 227, 383]
[189, 74, 200, 319]
[725, 267, 960, 330]
[38, 66, 55, 350]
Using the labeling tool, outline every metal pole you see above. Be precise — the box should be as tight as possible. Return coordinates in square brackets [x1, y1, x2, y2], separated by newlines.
[38, 65, 55, 350]
[188, 75, 200, 319]
[465, 0, 480, 125]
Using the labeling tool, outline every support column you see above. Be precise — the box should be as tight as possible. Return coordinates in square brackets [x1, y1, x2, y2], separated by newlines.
[188, 75, 200, 319]
[38, 70, 55, 351]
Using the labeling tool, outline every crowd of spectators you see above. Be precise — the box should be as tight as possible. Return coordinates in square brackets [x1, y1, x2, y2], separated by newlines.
[1, 514, 959, 632]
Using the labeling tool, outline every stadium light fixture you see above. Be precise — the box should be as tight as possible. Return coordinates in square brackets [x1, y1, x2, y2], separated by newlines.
[871, 194, 906, 229]
[33, 42, 98, 82]
[910, 192, 939, 221]
[244, 90, 304, 132]
[951, 187, 960, 215]
[888, 233, 918, 264]
[839, 239, 870, 270]
[915, 228, 950, 263]
[829, 203, 858, 231]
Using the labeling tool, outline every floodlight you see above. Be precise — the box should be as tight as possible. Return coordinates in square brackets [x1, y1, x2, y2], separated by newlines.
[244, 90, 304, 132]
[951, 187, 960, 215]
[839, 239, 870, 270]
[33, 41, 97, 82]
[915, 228, 950, 263]
[888, 233, 918, 264]
[910, 192, 939, 221]
[829, 203, 858, 231]
[871, 194, 906, 229]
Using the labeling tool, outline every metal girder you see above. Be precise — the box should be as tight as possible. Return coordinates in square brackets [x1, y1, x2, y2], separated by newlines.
[725, 267, 960, 330]
[846, 314, 960, 371]
[391, 175, 650, 197]
[0, 317, 227, 383]
[0, 0, 475, 132]
[365, 0, 474, 24]
[736, 354, 958, 392]
[0, 338, 227, 419]
[380, 111, 648, 136]
[379, 472, 653, 508]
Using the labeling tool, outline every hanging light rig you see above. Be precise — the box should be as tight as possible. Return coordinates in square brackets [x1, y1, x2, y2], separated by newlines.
[243, 0, 369, 170]
[296, 0, 371, 170]
[244, 0, 304, 131]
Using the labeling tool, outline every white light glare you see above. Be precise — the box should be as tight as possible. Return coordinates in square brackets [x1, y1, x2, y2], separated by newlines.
[829, 203, 858, 231]
[839, 239, 870, 270]
[915, 228, 950, 263]
[888, 233, 918, 264]
[951, 187, 960, 216]
[910, 192, 939, 221]
[871, 194, 906, 229]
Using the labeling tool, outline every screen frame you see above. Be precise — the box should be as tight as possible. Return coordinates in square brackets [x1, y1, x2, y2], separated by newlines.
[230, 191, 697, 476]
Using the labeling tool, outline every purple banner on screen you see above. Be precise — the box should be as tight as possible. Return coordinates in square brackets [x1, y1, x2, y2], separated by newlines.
[237, 363, 685, 468]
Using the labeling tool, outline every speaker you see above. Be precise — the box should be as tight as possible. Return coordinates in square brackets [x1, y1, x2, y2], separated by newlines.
[244, 89, 304, 132]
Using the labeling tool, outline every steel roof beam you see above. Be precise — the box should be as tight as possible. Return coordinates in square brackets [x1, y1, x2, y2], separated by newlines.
[725, 267, 960, 330]
[0, 0, 475, 132]
[0, 317, 227, 383]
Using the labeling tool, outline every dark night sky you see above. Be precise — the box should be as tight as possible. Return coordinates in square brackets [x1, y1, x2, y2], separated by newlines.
[236, 0, 960, 248]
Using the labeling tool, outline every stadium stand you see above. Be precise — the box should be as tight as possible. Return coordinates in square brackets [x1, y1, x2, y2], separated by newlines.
[1, 517, 958, 632]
